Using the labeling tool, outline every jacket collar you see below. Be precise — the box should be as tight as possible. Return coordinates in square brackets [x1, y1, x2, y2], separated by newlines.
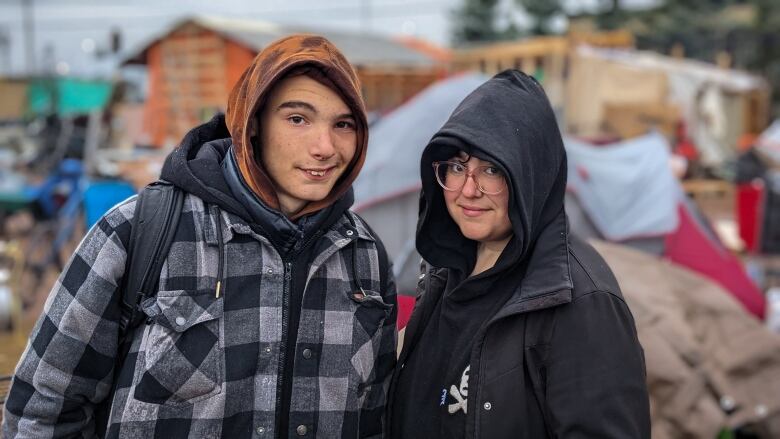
[399, 210, 573, 368]
[201, 195, 373, 249]
[489, 211, 573, 322]
[220, 146, 355, 258]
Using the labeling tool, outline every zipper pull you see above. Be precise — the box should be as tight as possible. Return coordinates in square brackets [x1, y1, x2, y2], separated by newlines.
[215, 280, 222, 298]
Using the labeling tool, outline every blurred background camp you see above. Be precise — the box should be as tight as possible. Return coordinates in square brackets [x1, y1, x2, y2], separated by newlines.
[2, 0, 780, 437]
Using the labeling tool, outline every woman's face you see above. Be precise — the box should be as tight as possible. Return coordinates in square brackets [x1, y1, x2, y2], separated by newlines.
[440, 152, 512, 245]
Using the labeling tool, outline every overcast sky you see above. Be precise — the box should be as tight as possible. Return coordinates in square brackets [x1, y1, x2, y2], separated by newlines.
[0, 0, 658, 77]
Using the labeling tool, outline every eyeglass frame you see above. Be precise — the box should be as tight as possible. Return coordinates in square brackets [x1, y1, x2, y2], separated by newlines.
[432, 160, 507, 195]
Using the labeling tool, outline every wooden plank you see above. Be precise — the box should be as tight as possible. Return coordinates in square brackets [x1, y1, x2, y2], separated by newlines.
[682, 179, 732, 199]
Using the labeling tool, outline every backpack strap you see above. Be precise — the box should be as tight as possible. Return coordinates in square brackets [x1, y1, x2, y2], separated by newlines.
[118, 180, 185, 342]
[96, 181, 184, 435]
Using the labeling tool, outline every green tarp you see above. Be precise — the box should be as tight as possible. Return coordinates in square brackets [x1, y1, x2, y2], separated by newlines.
[28, 78, 112, 116]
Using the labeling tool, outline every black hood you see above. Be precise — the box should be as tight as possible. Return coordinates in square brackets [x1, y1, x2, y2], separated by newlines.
[417, 70, 569, 285]
[160, 114, 254, 220]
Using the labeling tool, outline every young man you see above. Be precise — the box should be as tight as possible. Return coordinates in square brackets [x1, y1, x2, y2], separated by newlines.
[2, 35, 396, 438]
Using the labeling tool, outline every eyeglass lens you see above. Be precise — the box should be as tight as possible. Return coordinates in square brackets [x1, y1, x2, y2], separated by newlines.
[434, 162, 505, 194]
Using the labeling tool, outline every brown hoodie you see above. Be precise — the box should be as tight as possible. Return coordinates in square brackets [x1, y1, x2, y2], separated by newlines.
[225, 34, 368, 220]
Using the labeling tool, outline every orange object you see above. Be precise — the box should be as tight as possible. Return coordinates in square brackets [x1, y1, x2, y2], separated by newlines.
[737, 133, 758, 152]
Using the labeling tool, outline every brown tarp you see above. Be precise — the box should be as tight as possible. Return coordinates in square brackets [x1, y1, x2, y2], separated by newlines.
[592, 240, 780, 438]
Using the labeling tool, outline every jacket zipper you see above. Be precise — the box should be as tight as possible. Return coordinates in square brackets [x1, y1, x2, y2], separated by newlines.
[275, 261, 293, 435]
[272, 229, 334, 435]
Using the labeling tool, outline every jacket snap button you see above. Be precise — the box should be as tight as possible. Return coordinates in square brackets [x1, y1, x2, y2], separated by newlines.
[483, 402, 492, 411]
[256, 426, 265, 434]
[296, 424, 308, 435]
[346, 230, 354, 236]
[302, 348, 312, 359]
[175, 316, 186, 326]
[720, 396, 735, 411]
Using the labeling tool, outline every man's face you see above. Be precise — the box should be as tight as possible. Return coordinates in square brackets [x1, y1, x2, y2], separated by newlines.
[259, 75, 357, 216]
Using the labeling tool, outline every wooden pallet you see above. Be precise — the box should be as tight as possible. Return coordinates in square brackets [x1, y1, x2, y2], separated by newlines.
[682, 179, 732, 199]
[0, 374, 11, 423]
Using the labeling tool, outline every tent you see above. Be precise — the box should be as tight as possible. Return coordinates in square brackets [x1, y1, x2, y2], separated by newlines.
[565, 131, 679, 241]
[353, 72, 489, 294]
[565, 133, 765, 318]
[665, 201, 765, 317]
[354, 72, 490, 207]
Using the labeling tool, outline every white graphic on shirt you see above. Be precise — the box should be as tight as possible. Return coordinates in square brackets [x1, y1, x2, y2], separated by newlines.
[448, 365, 470, 414]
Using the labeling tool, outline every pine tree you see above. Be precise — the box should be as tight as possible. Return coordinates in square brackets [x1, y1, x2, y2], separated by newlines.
[451, 0, 503, 44]
[517, 0, 563, 35]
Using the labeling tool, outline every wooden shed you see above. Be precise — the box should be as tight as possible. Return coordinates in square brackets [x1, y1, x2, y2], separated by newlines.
[123, 16, 445, 148]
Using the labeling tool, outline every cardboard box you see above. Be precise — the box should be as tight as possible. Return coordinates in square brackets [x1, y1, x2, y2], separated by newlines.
[603, 102, 680, 140]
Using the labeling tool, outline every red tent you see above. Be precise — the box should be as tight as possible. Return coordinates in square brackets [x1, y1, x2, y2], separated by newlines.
[665, 203, 765, 319]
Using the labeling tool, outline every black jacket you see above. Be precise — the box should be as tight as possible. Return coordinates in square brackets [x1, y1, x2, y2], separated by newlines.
[388, 70, 650, 438]
[393, 232, 650, 438]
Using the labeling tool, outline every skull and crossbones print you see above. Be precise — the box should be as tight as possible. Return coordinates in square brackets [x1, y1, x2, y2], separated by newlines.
[448, 365, 470, 414]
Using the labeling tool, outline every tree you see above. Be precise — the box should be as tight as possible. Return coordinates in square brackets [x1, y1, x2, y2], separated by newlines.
[595, 0, 627, 30]
[451, 0, 503, 44]
[517, 0, 563, 35]
[588, 0, 780, 118]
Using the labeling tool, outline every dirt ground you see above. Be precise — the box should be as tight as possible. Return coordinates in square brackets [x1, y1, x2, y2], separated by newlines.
[1, 211, 81, 376]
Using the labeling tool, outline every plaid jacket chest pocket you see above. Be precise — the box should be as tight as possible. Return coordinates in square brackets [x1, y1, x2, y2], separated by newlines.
[135, 289, 224, 406]
[349, 289, 393, 404]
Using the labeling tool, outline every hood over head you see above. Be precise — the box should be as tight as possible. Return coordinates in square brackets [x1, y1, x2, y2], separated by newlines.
[226, 34, 368, 219]
[417, 70, 568, 277]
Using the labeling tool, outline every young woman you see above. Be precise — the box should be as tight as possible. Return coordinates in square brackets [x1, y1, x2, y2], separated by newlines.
[388, 70, 650, 438]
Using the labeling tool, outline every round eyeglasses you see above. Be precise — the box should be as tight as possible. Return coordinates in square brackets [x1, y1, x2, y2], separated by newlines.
[432, 161, 507, 195]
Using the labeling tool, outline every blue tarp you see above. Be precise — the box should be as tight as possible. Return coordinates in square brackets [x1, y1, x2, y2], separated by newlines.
[565, 131, 680, 241]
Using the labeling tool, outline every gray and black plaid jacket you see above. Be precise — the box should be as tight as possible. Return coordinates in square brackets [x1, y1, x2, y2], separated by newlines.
[2, 193, 397, 438]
